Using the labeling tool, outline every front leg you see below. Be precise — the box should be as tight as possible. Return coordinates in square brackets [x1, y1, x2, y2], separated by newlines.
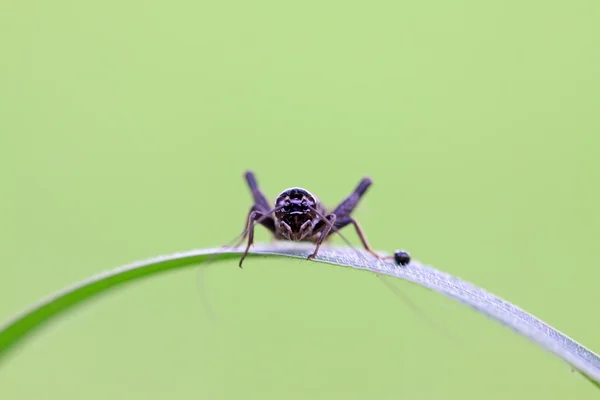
[231, 205, 276, 249]
[307, 214, 336, 260]
[238, 210, 264, 268]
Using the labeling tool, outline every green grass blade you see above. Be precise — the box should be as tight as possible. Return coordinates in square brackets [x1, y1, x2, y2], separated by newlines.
[1, 244, 599, 388]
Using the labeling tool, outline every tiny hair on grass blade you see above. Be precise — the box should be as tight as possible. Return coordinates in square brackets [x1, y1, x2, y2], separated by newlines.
[0, 244, 599, 390]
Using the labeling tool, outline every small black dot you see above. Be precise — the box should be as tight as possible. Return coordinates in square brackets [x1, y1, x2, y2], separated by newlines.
[394, 250, 411, 266]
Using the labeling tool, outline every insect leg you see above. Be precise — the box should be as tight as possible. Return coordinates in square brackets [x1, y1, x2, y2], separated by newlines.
[328, 216, 380, 259]
[307, 214, 337, 260]
[232, 205, 276, 249]
[238, 210, 266, 268]
[244, 170, 271, 212]
[330, 177, 372, 220]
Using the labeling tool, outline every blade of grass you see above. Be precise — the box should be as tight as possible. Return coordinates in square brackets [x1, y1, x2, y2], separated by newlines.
[1, 243, 599, 388]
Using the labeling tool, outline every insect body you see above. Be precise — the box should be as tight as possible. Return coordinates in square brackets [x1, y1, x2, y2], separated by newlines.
[236, 171, 379, 267]
[273, 188, 322, 242]
[393, 250, 411, 266]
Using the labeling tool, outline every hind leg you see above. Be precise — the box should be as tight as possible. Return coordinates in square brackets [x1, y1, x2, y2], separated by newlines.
[328, 216, 380, 259]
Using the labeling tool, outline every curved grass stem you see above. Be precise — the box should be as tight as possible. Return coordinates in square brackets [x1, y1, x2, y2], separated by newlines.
[1, 244, 599, 389]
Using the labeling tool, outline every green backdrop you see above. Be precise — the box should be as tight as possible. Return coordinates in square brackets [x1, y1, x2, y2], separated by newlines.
[1, 1, 599, 399]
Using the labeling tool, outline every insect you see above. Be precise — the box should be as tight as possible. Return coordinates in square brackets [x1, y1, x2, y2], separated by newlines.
[198, 173, 435, 336]
[393, 250, 411, 266]
[234, 170, 381, 268]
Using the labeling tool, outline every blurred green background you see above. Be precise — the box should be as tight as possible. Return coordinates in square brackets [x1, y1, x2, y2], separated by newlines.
[1, 0, 599, 399]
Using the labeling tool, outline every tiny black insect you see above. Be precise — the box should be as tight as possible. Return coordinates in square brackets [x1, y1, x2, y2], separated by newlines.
[393, 250, 411, 266]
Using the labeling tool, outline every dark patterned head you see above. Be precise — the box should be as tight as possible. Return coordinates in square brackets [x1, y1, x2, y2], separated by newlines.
[274, 187, 319, 240]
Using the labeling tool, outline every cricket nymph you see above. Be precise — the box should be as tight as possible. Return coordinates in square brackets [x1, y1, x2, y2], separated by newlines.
[234, 170, 385, 268]
[273, 188, 323, 242]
